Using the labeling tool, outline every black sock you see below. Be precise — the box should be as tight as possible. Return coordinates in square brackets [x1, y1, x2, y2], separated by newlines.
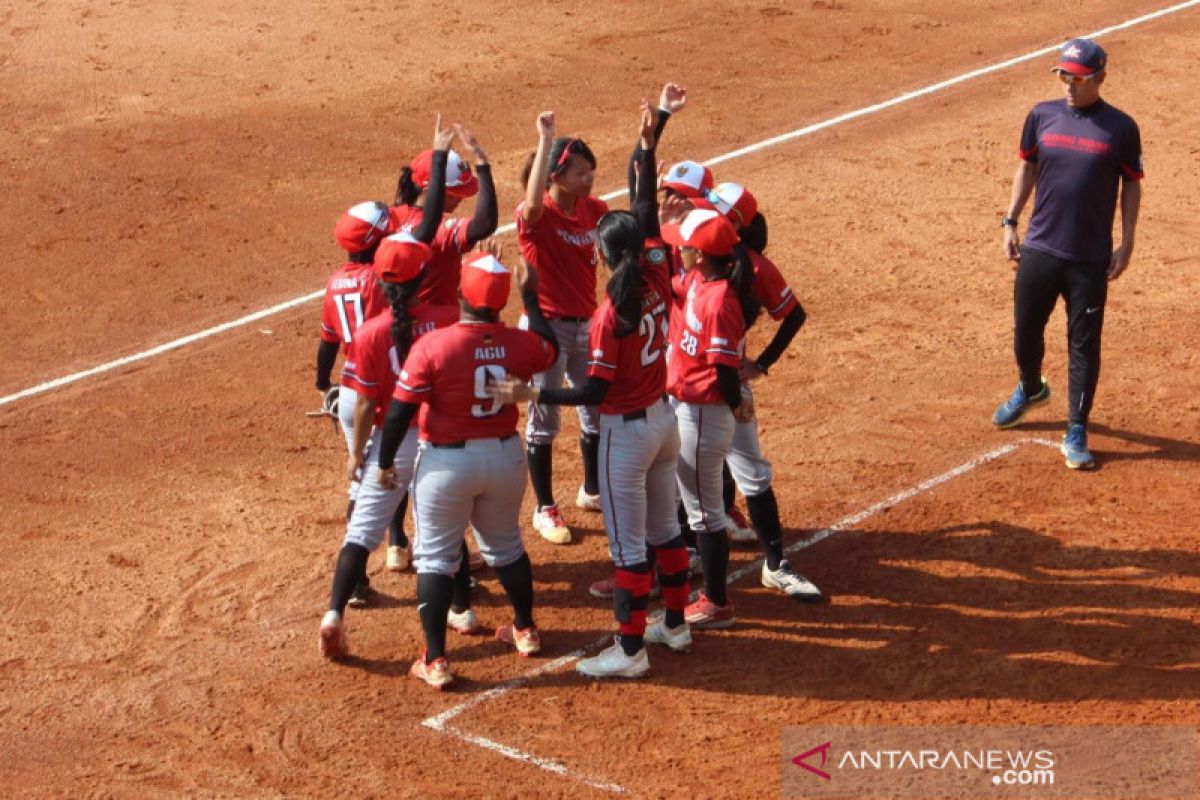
[451, 542, 471, 613]
[527, 443, 555, 509]
[388, 493, 409, 549]
[417, 572, 455, 662]
[580, 433, 600, 496]
[697, 530, 730, 606]
[745, 488, 785, 571]
[345, 498, 356, 522]
[722, 462, 736, 510]
[494, 553, 535, 630]
[329, 543, 370, 615]
[677, 501, 697, 550]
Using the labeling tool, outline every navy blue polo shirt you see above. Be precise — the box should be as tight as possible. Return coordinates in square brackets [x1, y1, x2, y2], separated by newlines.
[1020, 99, 1143, 262]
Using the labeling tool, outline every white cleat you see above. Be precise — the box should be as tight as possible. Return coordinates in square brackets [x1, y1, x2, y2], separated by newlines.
[761, 560, 823, 602]
[447, 607, 482, 635]
[644, 618, 692, 652]
[576, 486, 602, 512]
[577, 638, 650, 679]
[532, 505, 571, 544]
[318, 610, 349, 659]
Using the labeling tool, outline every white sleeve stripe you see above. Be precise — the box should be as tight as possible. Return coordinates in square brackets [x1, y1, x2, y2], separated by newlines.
[706, 347, 740, 357]
[588, 359, 618, 370]
[397, 381, 431, 393]
[768, 295, 793, 315]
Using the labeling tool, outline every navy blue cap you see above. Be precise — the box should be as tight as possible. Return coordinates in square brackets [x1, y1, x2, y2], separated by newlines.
[1053, 38, 1107, 76]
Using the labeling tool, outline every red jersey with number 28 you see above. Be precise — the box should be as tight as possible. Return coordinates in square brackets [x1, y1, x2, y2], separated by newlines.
[586, 241, 672, 415]
[667, 271, 745, 405]
[341, 303, 460, 426]
[320, 261, 388, 344]
[395, 322, 556, 443]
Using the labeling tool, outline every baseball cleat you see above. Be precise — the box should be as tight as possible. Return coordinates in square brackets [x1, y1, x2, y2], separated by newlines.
[495, 624, 541, 656]
[1060, 423, 1096, 470]
[644, 618, 692, 652]
[991, 377, 1051, 428]
[447, 607, 483, 635]
[577, 638, 649, 679]
[386, 545, 409, 572]
[532, 505, 571, 544]
[761, 560, 824, 602]
[318, 610, 349, 659]
[684, 593, 735, 629]
[410, 654, 454, 690]
[726, 506, 757, 543]
[347, 579, 371, 608]
[576, 486, 602, 512]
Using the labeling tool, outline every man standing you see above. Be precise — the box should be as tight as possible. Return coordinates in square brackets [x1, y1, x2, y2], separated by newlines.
[993, 37, 1143, 469]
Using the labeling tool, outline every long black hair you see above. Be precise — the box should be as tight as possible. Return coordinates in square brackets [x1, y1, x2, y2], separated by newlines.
[382, 274, 424, 365]
[394, 167, 422, 207]
[711, 245, 761, 330]
[738, 212, 768, 254]
[596, 211, 643, 338]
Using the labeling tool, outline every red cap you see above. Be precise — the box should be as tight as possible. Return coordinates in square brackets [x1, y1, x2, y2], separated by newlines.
[662, 161, 714, 199]
[691, 182, 758, 228]
[334, 201, 390, 253]
[660, 209, 741, 257]
[373, 232, 433, 284]
[460, 252, 511, 310]
[410, 149, 479, 198]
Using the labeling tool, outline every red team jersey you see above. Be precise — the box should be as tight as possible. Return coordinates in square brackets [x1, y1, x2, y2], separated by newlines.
[395, 323, 556, 444]
[515, 193, 609, 319]
[586, 242, 672, 415]
[340, 303, 460, 426]
[750, 250, 798, 320]
[388, 205, 472, 306]
[667, 270, 745, 405]
[320, 262, 388, 344]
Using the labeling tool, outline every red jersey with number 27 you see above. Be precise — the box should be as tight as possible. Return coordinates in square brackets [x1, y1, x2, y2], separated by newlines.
[320, 261, 388, 344]
[395, 323, 556, 443]
[340, 303, 459, 426]
[586, 241, 672, 415]
[667, 271, 745, 405]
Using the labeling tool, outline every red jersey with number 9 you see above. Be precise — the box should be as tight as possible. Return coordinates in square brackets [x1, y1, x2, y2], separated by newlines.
[340, 303, 460, 426]
[395, 322, 556, 443]
[320, 261, 388, 344]
[666, 271, 745, 404]
[586, 241, 672, 415]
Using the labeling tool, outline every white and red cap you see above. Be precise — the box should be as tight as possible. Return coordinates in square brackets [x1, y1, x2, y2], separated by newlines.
[660, 208, 741, 257]
[662, 161, 714, 199]
[691, 182, 758, 229]
[460, 252, 511, 310]
[334, 201, 390, 253]
[1053, 38, 1107, 76]
[373, 231, 433, 284]
[410, 149, 479, 198]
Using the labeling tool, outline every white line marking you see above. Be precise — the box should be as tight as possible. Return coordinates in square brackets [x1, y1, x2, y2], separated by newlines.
[420, 436, 1060, 793]
[6, 0, 1197, 410]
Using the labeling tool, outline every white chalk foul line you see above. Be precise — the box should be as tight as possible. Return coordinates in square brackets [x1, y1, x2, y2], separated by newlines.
[6, 0, 1198, 411]
[422, 436, 1058, 793]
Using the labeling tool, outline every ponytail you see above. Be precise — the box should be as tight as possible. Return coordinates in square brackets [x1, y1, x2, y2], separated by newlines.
[596, 211, 645, 338]
[394, 167, 422, 207]
[382, 275, 423, 367]
[727, 245, 761, 330]
[739, 212, 768, 254]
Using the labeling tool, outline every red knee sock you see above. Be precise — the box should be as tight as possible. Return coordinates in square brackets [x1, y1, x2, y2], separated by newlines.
[614, 568, 651, 639]
[655, 545, 690, 615]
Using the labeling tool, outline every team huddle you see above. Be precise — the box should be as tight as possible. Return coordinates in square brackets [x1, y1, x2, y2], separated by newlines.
[310, 85, 820, 688]
[310, 40, 1142, 690]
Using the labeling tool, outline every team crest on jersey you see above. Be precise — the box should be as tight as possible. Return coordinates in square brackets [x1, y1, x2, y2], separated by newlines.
[646, 247, 666, 264]
[483, 334, 494, 345]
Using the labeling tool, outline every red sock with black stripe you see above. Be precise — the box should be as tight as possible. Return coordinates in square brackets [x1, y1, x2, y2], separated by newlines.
[654, 539, 691, 629]
[614, 566, 651, 655]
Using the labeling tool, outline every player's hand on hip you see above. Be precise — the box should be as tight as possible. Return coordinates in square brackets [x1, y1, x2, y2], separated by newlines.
[433, 112, 456, 151]
[734, 394, 756, 423]
[1108, 244, 1132, 281]
[1003, 227, 1021, 263]
[738, 358, 766, 382]
[378, 467, 399, 490]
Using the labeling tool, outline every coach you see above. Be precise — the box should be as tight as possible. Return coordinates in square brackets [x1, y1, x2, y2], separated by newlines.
[992, 37, 1143, 470]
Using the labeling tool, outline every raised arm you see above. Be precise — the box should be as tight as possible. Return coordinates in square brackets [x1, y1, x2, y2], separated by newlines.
[520, 112, 556, 225]
[455, 124, 498, 245]
[410, 114, 456, 243]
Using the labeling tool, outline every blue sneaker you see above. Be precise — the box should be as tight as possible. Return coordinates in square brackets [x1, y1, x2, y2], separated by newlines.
[1060, 423, 1095, 470]
[991, 378, 1051, 428]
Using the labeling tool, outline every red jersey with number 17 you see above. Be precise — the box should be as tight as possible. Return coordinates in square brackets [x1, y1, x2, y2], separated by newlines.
[320, 261, 388, 344]
[340, 303, 460, 426]
[395, 322, 556, 443]
[666, 271, 745, 405]
[586, 241, 672, 415]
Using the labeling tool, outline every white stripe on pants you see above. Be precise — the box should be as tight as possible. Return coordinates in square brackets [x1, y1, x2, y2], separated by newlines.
[411, 436, 528, 577]
[598, 398, 680, 568]
[674, 400, 736, 534]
